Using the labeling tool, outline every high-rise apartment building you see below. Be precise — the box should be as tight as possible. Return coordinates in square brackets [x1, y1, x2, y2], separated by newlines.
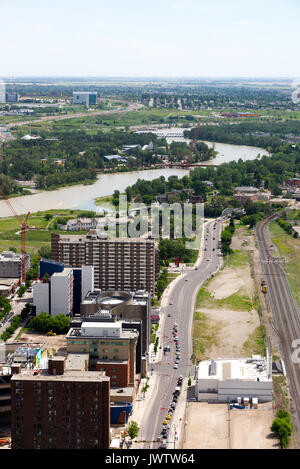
[51, 232, 159, 295]
[10, 356, 110, 449]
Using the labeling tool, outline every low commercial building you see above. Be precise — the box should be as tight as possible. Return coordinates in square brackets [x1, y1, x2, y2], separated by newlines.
[195, 354, 273, 402]
[0, 251, 31, 279]
[233, 186, 260, 204]
[0, 278, 20, 297]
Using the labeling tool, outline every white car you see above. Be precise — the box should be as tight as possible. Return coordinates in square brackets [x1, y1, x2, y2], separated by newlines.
[173, 363, 178, 369]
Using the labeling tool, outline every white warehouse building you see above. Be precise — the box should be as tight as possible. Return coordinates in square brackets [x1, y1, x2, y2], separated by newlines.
[195, 354, 273, 403]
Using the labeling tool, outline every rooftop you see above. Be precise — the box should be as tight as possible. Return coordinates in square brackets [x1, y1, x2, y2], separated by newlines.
[233, 186, 259, 193]
[11, 369, 109, 383]
[197, 355, 272, 383]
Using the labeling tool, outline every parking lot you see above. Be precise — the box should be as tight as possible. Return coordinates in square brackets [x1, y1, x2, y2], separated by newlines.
[182, 402, 279, 449]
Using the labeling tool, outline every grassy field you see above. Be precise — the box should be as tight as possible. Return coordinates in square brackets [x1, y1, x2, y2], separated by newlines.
[224, 249, 251, 268]
[269, 220, 300, 308]
[193, 311, 223, 362]
[243, 326, 266, 356]
[0, 209, 98, 255]
[196, 283, 253, 311]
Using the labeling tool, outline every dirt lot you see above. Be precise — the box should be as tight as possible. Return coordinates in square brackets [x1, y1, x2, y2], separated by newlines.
[198, 307, 259, 358]
[207, 265, 254, 300]
[182, 402, 279, 449]
[16, 330, 67, 355]
[194, 239, 260, 358]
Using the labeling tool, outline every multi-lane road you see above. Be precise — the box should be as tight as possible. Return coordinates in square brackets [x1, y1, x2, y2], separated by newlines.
[256, 215, 300, 436]
[139, 217, 223, 448]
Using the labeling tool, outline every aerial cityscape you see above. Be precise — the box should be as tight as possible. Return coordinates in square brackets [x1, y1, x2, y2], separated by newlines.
[0, 0, 300, 459]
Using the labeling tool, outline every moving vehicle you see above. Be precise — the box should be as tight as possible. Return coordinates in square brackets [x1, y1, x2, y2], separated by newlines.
[173, 363, 178, 369]
[261, 280, 268, 294]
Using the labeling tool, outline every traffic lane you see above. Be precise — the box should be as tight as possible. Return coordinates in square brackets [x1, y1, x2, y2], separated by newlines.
[148, 219, 222, 446]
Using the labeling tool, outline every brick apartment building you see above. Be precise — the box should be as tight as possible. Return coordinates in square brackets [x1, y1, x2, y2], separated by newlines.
[51, 232, 160, 295]
[10, 356, 110, 449]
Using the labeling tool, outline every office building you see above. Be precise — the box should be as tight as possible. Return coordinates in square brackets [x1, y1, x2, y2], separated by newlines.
[51, 232, 159, 295]
[39, 258, 64, 279]
[33, 268, 74, 316]
[80, 289, 151, 358]
[66, 317, 139, 387]
[33, 264, 94, 316]
[11, 356, 110, 449]
[72, 91, 97, 106]
[0, 251, 31, 279]
[5, 92, 18, 103]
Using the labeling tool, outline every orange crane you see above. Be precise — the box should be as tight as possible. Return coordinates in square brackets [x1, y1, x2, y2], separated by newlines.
[180, 119, 201, 167]
[0, 190, 30, 283]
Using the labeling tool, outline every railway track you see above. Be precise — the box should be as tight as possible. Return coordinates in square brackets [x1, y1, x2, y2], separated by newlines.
[256, 214, 300, 436]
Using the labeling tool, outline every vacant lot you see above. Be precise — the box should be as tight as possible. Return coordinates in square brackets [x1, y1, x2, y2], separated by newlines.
[182, 402, 278, 449]
[193, 249, 263, 361]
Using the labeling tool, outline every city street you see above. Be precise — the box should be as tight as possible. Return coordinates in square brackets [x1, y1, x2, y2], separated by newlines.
[134, 217, 224, 449]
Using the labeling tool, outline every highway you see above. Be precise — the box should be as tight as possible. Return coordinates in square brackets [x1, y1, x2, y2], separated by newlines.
[5, 102, 143, 129]
[139, 217, 223, 448]
[256, 215, 300, 436]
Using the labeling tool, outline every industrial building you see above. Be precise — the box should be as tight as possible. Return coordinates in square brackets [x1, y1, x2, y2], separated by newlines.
[195, 354, 273, 403]
[51, 232, 160, 295]
[10, 356, 110, 449]
[72, 91, 97, 106]
[0, 251, 31, 279]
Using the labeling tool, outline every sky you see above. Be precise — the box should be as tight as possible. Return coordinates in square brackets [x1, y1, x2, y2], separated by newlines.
[0, 0, 299, 78]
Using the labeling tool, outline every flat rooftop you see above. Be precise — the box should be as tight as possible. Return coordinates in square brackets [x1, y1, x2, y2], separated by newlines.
[65, 353, 89, 370]
[197, 356, 272, 383]
[11, 369, 109, 383]
[66, 327, 138, 340]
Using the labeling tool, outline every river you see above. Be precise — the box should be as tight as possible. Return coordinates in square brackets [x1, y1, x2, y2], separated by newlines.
[0, 168, 190, 218]
[146, 127, 269, 164]
[0, 129, 270, 217]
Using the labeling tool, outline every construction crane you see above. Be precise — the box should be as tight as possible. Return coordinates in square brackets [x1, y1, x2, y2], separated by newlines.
[180, 119, 201, 167]
[0, 190, 30, 283]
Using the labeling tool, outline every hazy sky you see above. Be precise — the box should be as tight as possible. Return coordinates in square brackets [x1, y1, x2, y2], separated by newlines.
[0, 0, 299, 77]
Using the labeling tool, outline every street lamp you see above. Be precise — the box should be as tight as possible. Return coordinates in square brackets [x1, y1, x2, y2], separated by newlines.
[172, 423, 177, 449]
